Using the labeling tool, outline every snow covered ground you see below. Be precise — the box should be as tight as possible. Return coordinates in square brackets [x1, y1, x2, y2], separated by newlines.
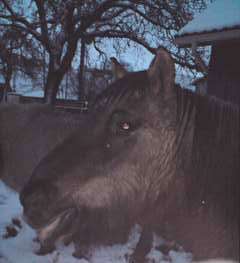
[0, 180, 194, 263]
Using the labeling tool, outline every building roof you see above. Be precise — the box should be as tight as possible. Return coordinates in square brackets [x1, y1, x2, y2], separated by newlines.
[175, 0, 240, 47]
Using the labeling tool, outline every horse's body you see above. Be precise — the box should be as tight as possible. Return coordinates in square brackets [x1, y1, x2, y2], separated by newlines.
[0, 104, 87, 191]
[1, 49, 239, 261]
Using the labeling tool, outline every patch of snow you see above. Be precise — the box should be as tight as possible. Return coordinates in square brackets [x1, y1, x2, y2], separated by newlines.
[23, 89, 44, 98]
[192, 261, 237, 263]
[0, 181, 22, 233]
[20, 89, 78, 100]
[169, 250, 193, 263]
[0, 180, 193, 263]
[178, 0, 240, 35]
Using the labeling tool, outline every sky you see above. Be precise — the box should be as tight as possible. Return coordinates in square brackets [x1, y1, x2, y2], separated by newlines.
[5, 0, 215, 73]
[15, 0, 154, 71]
[87, 40, 154, 71]
[178, 0, 240, 35]
[2, 0, 211, 92]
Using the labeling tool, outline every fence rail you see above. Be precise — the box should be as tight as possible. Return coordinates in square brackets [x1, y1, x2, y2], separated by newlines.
[1, 92, 89, 113]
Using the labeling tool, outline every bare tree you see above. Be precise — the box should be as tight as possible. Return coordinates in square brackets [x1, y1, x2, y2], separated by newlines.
[0, 0, 207, 104]
[0, 27, 41, 92]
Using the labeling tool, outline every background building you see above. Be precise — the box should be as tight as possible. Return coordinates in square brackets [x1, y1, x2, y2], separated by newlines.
[175, 0, 240, 105]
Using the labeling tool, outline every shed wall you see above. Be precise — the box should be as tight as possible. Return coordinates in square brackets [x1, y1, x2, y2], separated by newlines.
[207, 41, 240, 105]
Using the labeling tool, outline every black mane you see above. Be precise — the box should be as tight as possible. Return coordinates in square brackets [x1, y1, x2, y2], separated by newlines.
[176, 87, 239, 256]
[93, 71, 148, 110]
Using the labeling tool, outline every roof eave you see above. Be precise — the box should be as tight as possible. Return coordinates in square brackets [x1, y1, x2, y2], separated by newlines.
[175, 28, 240, 48]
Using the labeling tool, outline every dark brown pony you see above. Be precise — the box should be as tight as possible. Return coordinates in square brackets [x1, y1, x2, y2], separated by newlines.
[1, 49, 239, 262]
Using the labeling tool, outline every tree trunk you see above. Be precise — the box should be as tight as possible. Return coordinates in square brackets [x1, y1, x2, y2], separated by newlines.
[5, 64, 13, 93]
[43, 49, 46, 88]
[44, 70, 63, 105]
[43, 38, 78, 105]
[78, 38, 86, 100]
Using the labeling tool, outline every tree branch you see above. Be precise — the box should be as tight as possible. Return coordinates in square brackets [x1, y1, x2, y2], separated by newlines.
[87, 30, 157, 54]
[34, 0, 50, 48]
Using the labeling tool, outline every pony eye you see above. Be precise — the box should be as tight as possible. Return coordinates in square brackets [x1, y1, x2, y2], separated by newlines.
[121, 122, 130, 130]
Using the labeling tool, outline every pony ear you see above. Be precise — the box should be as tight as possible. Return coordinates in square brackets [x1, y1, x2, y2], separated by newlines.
[110, 57, 128, 80]
[147, 48, 175, 100]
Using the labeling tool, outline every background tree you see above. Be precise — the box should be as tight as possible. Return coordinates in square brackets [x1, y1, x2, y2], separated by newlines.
[0, 0, 208, 105]
[0, 27, 41, 93]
